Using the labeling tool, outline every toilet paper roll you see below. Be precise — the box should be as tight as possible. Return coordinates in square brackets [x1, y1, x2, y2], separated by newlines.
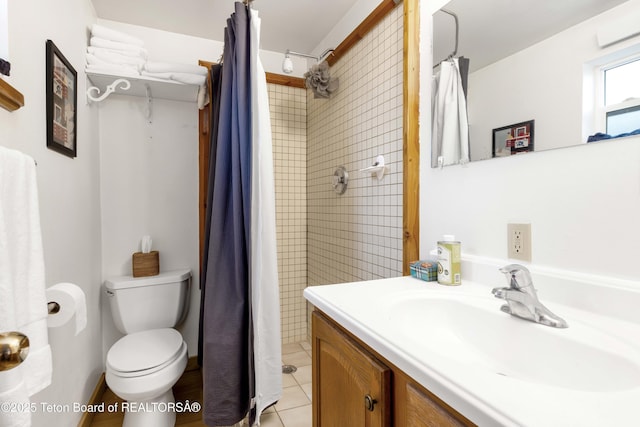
[45, 283, 87, 336]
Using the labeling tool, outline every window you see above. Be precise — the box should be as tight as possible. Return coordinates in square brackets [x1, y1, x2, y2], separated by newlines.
[606, 105, 640, 135]
[602, 58, 640, 135]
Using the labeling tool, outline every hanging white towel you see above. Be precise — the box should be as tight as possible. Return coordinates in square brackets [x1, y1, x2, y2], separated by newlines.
[432, 57, 470, 167]
[18, 319, 52, 394]
[249, 8, 282, 425]
[0, 146, 52, 427]
[0, 370, 30, 427]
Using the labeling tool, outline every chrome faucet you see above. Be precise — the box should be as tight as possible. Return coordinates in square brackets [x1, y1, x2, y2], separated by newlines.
[492, 264, 568, 328]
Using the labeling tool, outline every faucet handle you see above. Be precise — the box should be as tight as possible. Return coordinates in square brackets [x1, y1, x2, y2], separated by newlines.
[499, 264, 534, 291]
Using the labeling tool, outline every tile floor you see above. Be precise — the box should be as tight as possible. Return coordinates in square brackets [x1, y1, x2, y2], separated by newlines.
[261, 341, 312, 427]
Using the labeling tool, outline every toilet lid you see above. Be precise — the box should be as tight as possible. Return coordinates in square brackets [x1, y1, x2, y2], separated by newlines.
[107, 328, 184, 374]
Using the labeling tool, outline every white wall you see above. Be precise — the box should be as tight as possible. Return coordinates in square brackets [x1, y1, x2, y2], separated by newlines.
[1, 1, 102, 426]
[312, 0, 381, 57]
[98, 95, 201, 356]
[420, 0, 640, 282]
[0, 0, 7, 60]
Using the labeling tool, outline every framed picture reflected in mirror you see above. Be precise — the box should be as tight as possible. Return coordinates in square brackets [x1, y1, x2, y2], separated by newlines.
[492, 120, 534, 158]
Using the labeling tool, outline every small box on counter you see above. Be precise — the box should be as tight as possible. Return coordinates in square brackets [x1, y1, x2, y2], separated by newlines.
[409, 259, 438, 282]
[132, 251, 159, 277]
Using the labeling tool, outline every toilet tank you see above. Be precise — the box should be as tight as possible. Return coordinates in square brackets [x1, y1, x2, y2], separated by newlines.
[105, 269, 191, 334]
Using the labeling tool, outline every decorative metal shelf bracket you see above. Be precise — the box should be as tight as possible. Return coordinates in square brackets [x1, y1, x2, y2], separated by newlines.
[86, 78, 131, 102]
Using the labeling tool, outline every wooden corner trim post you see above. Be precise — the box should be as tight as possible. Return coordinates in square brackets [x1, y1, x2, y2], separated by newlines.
[403, 0, 420, 275]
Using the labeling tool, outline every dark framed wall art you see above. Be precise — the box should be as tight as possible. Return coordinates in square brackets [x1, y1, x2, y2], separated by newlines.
[46, 39, 77, 158]
[492, 120, 535, 158]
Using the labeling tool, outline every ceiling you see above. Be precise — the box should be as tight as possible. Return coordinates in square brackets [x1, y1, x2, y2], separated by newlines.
[91, 0, 631, 71]
[91, 0, 361, 55]
[433, 0, 629, 72]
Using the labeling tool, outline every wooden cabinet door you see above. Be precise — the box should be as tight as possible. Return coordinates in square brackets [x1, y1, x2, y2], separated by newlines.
[312, 312, 391, 427]
[405, 382, 469, 427]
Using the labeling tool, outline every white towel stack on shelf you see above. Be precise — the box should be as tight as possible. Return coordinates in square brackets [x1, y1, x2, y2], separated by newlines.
[85, 24, 210, 107]
[143, 61, 209, 108]
[142, 61, 208, 86]
[86, 24, 147, 77]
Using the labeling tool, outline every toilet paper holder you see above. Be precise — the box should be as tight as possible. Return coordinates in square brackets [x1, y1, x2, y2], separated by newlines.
[46, 282, 87, 336]
[48, 301, 61, 314]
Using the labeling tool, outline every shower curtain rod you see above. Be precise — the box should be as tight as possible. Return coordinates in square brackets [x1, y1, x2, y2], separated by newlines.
[433, 8, 459, 69]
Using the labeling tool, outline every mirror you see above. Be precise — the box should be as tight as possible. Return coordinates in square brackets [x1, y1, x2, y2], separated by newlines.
[432, 0, 636, 164]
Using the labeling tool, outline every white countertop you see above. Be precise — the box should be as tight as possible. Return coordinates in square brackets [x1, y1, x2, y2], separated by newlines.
[304, 276, 640, 427]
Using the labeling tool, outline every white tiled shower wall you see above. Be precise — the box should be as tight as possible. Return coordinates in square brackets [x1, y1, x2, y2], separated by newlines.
[269, 5, 404, 344]
[307, 6, 404, 286]
[269, 83, 309, 344]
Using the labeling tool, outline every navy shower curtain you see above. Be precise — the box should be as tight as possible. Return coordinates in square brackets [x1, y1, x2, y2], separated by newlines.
[200, 3, 254, 425]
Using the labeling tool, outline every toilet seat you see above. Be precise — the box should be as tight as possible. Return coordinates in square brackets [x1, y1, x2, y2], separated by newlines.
[107, 328, 185, 378]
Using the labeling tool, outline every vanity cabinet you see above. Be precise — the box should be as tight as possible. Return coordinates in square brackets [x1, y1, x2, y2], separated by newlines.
[312, 311, 392, 426]
[312, 311, 473, 427]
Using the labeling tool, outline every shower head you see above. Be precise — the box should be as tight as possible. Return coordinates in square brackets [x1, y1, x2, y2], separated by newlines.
[281, 48, 335, 74]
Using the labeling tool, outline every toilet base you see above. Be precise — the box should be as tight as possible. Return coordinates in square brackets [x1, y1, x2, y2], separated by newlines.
[122, 389, 176, 427]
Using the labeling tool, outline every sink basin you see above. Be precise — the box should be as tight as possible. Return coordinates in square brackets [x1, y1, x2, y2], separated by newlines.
[389, 293, 640, 392]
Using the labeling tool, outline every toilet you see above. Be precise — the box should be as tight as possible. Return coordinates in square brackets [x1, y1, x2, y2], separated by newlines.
[104, 269, 191, 427]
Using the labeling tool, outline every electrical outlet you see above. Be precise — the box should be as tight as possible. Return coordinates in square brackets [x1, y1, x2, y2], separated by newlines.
[508, 223, 531, 262]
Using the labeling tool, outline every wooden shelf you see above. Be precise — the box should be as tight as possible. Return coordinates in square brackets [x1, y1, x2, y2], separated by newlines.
[0, 79, 25, 111]
[86, 71, 200, 103]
